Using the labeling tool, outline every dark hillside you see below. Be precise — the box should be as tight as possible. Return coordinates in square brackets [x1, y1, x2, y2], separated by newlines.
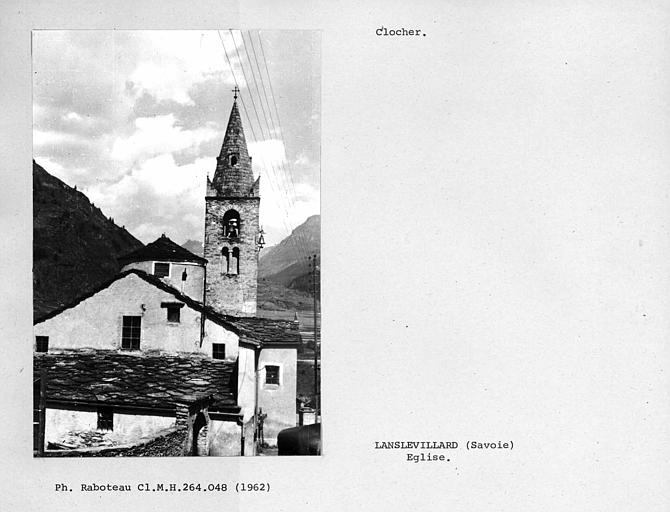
[33, 160, 144, 319]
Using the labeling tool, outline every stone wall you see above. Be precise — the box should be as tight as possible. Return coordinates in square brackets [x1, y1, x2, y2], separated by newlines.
[45, 408, 175, 448]
[204, 197, 260, 317]
[208, 420, 242, 456]
[42, 426, 187, 457]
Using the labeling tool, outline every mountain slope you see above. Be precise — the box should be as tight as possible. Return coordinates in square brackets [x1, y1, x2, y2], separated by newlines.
[181, 239, 203, 257]
[33, 160, 144, 319]
[259, 215, 320, 292]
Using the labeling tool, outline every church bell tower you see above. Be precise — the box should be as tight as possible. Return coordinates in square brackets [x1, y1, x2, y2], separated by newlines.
[204, 88, 261, 317]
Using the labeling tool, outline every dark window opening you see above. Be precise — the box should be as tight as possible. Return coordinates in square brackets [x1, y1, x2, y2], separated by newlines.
[222, 209, 241, 238]
[265, 365, 280, 385]
[212, 343, 226, 360]
[121, 316, 141, 350]
[167, 305, 180, 323]
[154, 262, 170, 278]
[230, 154, 238, 166]
[222, 247, 230, 274]
[161, 302, 184, 322]
[97, 407, 113, 431]
[36, 336, 49, 353]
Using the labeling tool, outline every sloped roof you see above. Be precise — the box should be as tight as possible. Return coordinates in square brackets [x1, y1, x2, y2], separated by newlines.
[118, 234, 207, 265]
[210, 100, 256, 197]
[34, 269, 238, 331]
[34, 269, 301, 348]
[34, 350, 239, 413]
[223, 316, 302, 347]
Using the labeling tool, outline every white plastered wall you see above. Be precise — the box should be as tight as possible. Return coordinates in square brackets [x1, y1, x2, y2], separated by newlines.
[257, 347, 298, 446]
[45, 408, 174, 447]
[120, 260, 205, 302]
[33, 273, 240, 357]
[237, 345, 257, 420]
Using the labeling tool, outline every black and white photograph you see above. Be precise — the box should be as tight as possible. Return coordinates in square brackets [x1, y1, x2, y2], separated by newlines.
[32, 29, 321, 457]
[2, 0, 670, 510]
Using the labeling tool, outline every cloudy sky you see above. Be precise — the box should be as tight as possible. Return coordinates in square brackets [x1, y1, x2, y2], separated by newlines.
[33, 30, 320, 246]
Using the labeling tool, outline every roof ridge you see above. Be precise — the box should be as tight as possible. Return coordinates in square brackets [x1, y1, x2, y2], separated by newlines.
[118, 235, 207, 265]
[34, 269, 301, 347]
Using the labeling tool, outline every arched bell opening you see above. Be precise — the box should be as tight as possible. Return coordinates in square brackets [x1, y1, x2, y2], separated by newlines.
[222, 209, 241, 238]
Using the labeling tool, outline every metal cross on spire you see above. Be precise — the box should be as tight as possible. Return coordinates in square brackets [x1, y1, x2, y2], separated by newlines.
[232, 85, 240, 100]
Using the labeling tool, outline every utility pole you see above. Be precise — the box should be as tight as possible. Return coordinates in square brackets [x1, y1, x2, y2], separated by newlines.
[309, 254, 320, 422]
[35, 368, 46, 456]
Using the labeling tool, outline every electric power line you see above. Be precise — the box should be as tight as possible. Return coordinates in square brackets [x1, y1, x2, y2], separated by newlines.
[229, 30, 311, 263]
[217, 31, 308, 264]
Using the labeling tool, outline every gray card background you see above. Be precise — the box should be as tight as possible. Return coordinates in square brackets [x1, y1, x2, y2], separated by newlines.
[1, 0, 669, 510]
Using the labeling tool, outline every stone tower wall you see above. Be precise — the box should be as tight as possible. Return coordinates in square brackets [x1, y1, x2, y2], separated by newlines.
[204, 197, 260, 316]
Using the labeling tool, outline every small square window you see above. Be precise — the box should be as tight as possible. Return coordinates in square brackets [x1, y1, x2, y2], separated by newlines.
[212, 343, 226, 360]
[154, 262, 170, 278]
[265, 365, 280, 385]
[35, 336, 49, 353]
[167, 305, 180, 323]
[97, 407, 113, 431]
[161, 302, 183, 323]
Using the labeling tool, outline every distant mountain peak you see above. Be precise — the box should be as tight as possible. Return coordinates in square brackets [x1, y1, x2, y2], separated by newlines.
[181, 239, 204, 257]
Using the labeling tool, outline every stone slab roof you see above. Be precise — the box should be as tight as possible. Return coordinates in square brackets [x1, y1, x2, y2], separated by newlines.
[34, 350, 239, 413]
[118, 234, 207, 266]
[224, 316, 303, 347]
[211, 100, 255, 197]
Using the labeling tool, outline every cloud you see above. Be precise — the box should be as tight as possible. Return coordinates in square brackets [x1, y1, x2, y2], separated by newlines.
[244, 138, 320, 243]
[131, 153, 206, 196]
[33, 129, 81, 147]
[294, 151, 310, 166]
[260, 177, 319, 243]
[127, 31, 242, 105]
[293, 182, 319, 202]
[35, 156, 64, 175]
[33, 30, 320, 247]
[33, 127, 117, 187]
[248, 139, 287, 171]
[66, 112, 83, 121]
[110, 114, 219, 164]
[85, 154, 212, 244]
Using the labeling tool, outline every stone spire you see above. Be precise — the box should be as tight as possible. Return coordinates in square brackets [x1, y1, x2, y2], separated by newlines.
[210, 96, 255, 197]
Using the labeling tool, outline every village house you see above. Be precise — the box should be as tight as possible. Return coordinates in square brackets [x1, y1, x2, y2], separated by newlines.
[33, 94, 301, 456]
